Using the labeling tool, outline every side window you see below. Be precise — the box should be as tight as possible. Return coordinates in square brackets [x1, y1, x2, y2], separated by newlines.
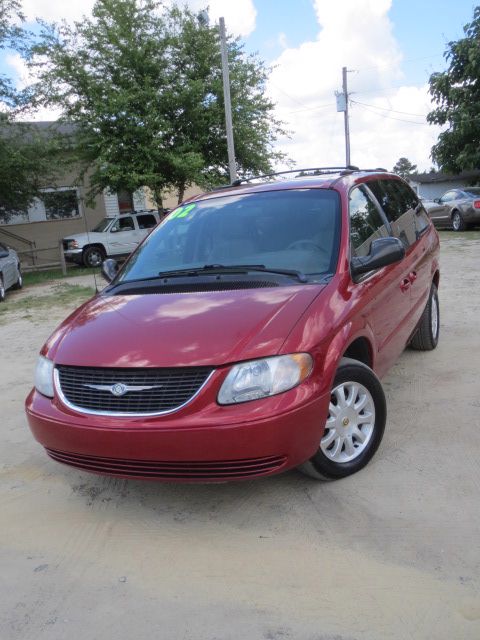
[368, 180, 418, 247]
[111, 216, 134, 232]
[136, 214, 157, 229]
[349, 187, 389, 257]
[440, 191, 455, 203]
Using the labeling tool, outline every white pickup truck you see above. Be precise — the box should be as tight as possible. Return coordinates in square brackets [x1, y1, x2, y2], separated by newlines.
[62, 210, 163, 267]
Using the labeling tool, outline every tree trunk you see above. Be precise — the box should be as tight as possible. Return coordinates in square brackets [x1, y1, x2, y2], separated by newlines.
[153, 187, 163, 210]
[177, 182, 186, 205]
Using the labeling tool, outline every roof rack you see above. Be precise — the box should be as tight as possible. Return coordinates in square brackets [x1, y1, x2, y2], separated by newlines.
[213, 165, 390, 191]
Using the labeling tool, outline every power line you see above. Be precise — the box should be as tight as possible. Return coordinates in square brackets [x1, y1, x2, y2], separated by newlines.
[351, 101, 431, 126]
[351, 99, 428, 118]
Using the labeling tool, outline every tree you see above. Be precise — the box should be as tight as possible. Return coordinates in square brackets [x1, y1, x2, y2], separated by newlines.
[392, 157, 418, 178]
[29, 1, 287, 205]
[427, 6, 480, 172]
[0, 0, 63, 222]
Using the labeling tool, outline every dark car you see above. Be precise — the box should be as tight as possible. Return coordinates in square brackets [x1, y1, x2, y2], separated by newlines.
[0, 242, 22, 301]
[425, 188, 480, 231]
[26, 168, 440, 482]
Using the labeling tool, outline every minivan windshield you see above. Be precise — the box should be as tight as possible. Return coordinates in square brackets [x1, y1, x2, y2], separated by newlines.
[93, 218, 114, 233]
[118, 189, 341, 284]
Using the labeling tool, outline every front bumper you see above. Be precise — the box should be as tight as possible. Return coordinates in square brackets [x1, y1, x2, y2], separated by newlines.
[25, 382, 330, 482]
[63, 249, 84, 264]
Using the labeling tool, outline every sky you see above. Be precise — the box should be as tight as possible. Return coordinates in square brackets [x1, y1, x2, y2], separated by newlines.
[3, 0, 478, 172]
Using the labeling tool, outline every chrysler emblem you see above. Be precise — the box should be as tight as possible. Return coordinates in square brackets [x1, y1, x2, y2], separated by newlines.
[111, 383, 128, 397]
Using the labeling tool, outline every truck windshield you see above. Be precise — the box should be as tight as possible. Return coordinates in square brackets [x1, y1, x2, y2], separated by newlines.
[93, 218, 114, 232]
[118, 189, 341, 283]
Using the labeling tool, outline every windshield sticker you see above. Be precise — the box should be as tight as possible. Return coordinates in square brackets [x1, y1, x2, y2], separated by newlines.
[170, 203, 197, 219]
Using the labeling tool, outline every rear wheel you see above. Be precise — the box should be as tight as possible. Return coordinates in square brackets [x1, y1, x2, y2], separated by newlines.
[410, 284, 439, 351]
[298, 358, 386, 480]
[452, 211, 466, 231]
[83, 246, 105, 268]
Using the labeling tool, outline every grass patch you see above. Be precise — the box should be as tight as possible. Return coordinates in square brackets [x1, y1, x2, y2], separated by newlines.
[0, 283, 95, 321]
[22, 266, 98, 286]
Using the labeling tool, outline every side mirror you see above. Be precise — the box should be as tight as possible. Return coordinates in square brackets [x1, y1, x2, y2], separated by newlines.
[351, 237, 405, 278]
[101, 258, 119, 283]
[433, 198, 440, 204]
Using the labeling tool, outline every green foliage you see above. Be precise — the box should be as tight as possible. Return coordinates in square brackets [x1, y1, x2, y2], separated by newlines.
[28, 0, 287, 204]
[392, 157, 418, 177]
[427, 6, 480, 172]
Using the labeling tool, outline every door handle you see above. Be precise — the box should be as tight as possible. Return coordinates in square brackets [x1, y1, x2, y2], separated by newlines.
[400, 278, 410, 292]
[408, 271, 417, 283]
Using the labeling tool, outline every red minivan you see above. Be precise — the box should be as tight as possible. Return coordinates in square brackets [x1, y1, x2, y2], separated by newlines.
[26, 168, 440, 482]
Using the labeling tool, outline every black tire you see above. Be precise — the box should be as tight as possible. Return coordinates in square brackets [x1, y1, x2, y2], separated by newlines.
[452, 210, 466, 231]
[11, 266, 23, 290]
[82, 245, 105, 268]
[0, 274, 5, 302]
[298, 357, 387, 480]
[410, 284, 439, 351]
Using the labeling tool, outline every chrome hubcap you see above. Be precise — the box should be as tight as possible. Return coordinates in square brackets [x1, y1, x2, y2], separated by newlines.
[453, 214, 460, 230]
[89, 252, 102, 266]
[321, 382, 375, 463]
[431, 294, 438, 338]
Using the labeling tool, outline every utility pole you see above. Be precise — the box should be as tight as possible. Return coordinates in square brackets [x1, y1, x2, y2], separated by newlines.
[219, 17, 237, 183]
[342, 66, 351, 166]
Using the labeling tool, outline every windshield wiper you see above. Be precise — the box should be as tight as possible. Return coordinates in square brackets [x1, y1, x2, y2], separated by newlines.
[158, 264, 308, 283]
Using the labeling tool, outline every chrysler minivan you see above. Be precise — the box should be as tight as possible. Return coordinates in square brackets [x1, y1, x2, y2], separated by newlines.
[26, 168, 440, 482]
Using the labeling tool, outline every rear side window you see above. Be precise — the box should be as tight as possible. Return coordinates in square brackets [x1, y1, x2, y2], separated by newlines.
[349, 187, 389, 257]
[136, 214, 157, 229]
[368, 180, 426, 247]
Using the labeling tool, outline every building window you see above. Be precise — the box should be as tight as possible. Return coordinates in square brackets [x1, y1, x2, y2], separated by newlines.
[117, 190, 134, 213]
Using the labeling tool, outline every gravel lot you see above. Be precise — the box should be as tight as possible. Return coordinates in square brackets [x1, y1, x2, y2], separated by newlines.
[1, 232, 479, 640]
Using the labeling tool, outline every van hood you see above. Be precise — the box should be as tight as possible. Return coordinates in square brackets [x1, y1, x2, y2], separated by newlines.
[44, 285, 326, 368]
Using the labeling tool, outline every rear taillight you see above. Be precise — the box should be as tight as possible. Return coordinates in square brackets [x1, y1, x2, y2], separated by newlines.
[474, 200, 480, 209]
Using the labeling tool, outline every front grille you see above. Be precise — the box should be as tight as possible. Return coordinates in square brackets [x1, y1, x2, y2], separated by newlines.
[46, 448, 288, 480]
[56, 365, 213, 414]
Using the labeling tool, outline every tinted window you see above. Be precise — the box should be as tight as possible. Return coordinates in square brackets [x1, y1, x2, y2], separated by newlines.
[368, 179, 419, 247]
[136, 214, 157, 229]
[112, 217, 134, 232]
[349, 187, 389, 257]
[119, 190, 341, 283]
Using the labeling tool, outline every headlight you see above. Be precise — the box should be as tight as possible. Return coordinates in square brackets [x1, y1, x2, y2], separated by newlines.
[218, 353, 313, 405]
[34, 356, 54, 398]
[66, 240, 79, 249]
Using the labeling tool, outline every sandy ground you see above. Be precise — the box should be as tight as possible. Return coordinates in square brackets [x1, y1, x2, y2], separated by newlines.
[0, 234, 479, 640]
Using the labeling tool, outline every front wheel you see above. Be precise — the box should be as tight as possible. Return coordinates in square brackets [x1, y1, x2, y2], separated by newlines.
[0, 275, 5, 302]
[11, 267, 23, 290]
[82, 246, 105, 268]
[298, 358, 386, 480]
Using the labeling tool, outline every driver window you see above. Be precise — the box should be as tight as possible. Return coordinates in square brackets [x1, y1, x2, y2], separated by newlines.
[349, 187, 389, 257]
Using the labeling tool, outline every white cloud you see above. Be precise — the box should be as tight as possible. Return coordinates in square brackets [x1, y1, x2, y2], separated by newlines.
[268, 0, 443, 171]
[22, 0, 95, 23]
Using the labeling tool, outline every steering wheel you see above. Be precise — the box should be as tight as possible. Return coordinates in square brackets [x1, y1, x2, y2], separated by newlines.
[287, 240, 328, 255]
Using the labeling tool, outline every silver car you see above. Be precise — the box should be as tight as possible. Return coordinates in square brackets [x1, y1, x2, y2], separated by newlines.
[426, 188, 480, 231]
[0, 242, 22, 302]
